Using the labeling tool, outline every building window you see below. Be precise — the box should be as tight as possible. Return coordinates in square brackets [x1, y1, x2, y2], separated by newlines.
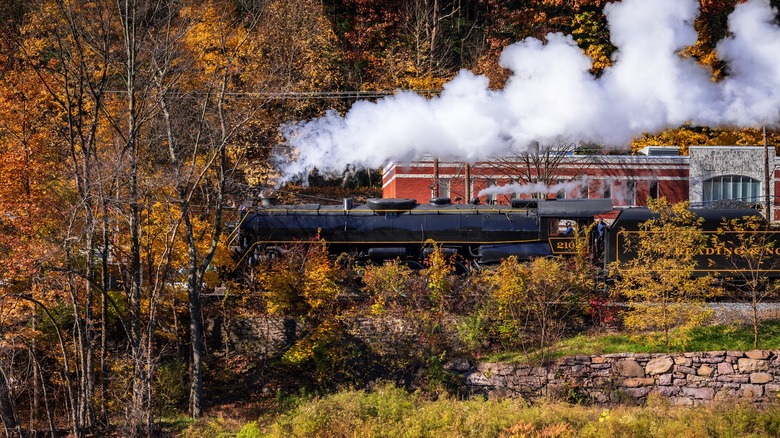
[438, 178, 450, 198]
[703, 175, 760, 205]
[649, 179, 659, 200]
[556, 180, 565, 200]
[485, 179, 497, 205]
[602, 180, 611, 200]
[626, 180, 636, 206]
[609, 180, 636, 207]
[579, 182, 588, 199]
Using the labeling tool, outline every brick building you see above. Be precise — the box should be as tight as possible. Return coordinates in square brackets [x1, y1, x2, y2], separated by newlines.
[382, 146, 780, 220]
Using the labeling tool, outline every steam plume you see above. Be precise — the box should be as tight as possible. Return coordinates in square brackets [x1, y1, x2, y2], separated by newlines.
[479, 179, 585, 198]
[279, 0, 780, 183]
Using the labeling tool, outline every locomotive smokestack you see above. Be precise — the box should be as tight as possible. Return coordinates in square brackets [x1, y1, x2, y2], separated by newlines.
[260, 188, 277, 207]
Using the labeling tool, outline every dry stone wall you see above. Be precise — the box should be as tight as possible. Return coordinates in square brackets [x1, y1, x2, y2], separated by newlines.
[457, 350, 780, 406]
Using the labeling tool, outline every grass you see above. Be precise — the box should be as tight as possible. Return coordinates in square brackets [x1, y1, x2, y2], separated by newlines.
[176, 321, 780, 436]
[484, 319, 780, 363]
[183, 383, 780, 437]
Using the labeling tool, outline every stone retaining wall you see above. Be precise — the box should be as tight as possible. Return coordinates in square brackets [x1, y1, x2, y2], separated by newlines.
[458, 351, 780, 406]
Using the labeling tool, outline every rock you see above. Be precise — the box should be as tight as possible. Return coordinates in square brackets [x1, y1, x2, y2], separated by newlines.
[698, 356, 725, 364]
[717, 375, 749, 384]
[698, 364, 715, 377]
[465, 372, 490, 385]
[681, 387, 715, 400]
[658, 373, 673, 386]
[717, 362, 734, 375]
[476, 363, 494, 373]
[615, 359, 645, 377]
[750, 373, 773, 384]
[676, 366, 696, 375]
[746, 350, 771, 360]
[687, 374, 706, 383]
[494, 363, 515, 376]
[488, 387, 512, 399]
[444, 358, 472, 372]
[739, 384, 764, 398]
[567, 355, 592, 365]
[646, 356, 674, 375]
[675, 356, 693, 366]
[623, 377, 655, 387]
[590, 363, 612, 370]
[591, 392, 610, 404]
[651, 386, 681, 397]
[738, 358, 769, 372]
[622, 387, 652, 399]
[671, 397, 694, 406]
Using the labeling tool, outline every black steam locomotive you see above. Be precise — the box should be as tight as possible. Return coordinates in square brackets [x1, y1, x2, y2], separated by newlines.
[235, 196, 780, 278]
[236, 197, 613, 269]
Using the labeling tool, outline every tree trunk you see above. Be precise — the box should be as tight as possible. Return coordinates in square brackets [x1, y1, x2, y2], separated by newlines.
[0, 366, 20, 437]
[188, 277, 205, 418]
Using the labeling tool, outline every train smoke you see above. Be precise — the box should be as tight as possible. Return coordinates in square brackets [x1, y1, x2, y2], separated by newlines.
[278, 0, 780, 184]
[479, 179, 585, 198]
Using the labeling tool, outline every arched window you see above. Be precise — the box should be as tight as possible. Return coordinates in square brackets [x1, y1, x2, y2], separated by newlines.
[702, 175, 760, 204]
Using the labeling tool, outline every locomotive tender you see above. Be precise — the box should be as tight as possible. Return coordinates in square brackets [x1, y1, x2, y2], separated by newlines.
[606, 206, 780, 277]
[237, 197, 613, 268]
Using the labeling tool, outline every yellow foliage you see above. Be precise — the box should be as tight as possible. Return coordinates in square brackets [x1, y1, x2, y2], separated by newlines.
[631, 126, 780, 154]
[257, 240, 343, 317]
[281, 320, 345, 367]
[361, 259, 414, 315]
[483, 256, 527, 323]
[423, 241, 454, 308]
[610, 198, 715, 347]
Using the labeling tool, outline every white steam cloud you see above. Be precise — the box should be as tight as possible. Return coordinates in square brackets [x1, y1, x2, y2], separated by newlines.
[479, 179, 584, 198]
[279, 0, 780, 183]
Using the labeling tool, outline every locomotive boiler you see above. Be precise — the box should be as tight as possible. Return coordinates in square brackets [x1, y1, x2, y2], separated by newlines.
[236, 197, 614, 268]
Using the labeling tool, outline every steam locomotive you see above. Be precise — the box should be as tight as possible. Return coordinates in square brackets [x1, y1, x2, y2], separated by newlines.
[235, 196, 613, 269]
[235, 196, 780, 277]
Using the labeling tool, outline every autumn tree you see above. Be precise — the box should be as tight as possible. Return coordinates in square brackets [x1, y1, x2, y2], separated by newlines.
[609, 198, 715, 348]
[15, 1, 129, 434]
[13, 0, 257, 433]
[150, 0, 266, 417]
[479, 252, 590, 358]
[0, 36, 67, 435]
[714, 215, 780, 348]
[256, 240, 352, 387]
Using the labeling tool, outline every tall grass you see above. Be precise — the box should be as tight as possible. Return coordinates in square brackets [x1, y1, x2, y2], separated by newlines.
[184, 383, 780, 437]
